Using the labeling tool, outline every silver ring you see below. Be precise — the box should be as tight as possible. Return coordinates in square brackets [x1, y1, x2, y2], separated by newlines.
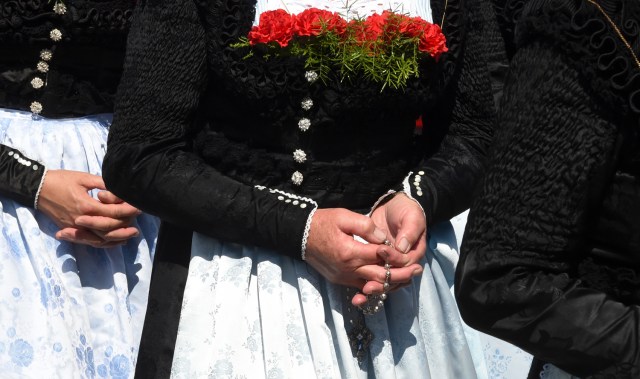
[383, 239, 392, 247]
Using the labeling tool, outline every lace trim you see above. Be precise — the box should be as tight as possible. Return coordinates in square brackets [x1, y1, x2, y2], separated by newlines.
[254, 185, 318, 260]
[368, 190, 398, 216]
[34, 167, 48, 210]
[402, 171, 413, 195]
[301, 205, 318, 261]
[367, 171, 427, 220]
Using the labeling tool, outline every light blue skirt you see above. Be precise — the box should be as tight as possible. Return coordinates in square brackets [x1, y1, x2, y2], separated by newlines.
[171, 215, 530, 379]
[0, 108, 158, 378]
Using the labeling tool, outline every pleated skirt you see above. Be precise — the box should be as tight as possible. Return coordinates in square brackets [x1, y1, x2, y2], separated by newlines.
[0, 108, 158, 379]
[171, 221, 487, 379]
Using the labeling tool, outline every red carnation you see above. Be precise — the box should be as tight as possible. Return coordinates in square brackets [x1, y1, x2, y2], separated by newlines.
[418, 23, 448, 58]
[248, 10, 295, 47]
[362, 12, 391, 41]
[295, 9, 346, 36]
[399, 16, 429, 38]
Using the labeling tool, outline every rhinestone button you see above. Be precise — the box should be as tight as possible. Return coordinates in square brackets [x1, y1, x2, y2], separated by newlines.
[293, 149, 307, 163]
[291, 171, 304, 186]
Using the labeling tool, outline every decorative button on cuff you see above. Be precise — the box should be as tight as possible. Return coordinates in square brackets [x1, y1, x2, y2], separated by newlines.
[414, 171, 425, 197]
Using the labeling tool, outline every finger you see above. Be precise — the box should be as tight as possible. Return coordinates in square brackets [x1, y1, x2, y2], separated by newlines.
[351, 292, 369, 307]
[351, 281, 408, 308]
[78, 201, 141, 219]
[90, 227, 140, 242]
[393, 210, 426, 254]
[339, 213, 387, 245]
[353, 263, 422, 287]
[377, 245, 410, 267]
[56, 227, 107, 247]
[342, 238, 385, 267]
[79, 173, 106, 191]
[75, 215, 132, 231]
[57, 228, 128, 248]
[97, 191, 125, 205]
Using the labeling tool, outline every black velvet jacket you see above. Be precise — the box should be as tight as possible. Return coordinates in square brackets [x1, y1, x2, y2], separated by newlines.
[0, 0, 133, 207]
[103, 0, 500, 375]
[105, 0, 496, 258]
[456, 0, 640, 377]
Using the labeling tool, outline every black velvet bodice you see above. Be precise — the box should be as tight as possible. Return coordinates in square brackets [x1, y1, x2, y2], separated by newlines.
[190, 0, 456, 209]
[0, 0, 133, 117]
[105, 0, 497, 257]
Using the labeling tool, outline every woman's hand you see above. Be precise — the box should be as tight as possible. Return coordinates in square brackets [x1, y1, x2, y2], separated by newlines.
[352, 193, 427, 307]
[304, 208, 423, 289]
[36, 170, 141, 248]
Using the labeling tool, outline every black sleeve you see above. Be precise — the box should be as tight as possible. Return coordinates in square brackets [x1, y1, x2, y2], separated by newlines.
[455, 41, 640, 377]
[398, 0, 502, 225]
[103, 0, 314, 259]
[0, 144, 46, 207]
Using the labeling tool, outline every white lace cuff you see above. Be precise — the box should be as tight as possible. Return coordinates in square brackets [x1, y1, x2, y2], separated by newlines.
[34, 167, 48, 210]
[254, 185, 318, 260]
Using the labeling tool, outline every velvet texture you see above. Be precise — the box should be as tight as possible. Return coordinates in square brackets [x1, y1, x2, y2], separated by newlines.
[0, 0, 132, 118]
[456, 1, 640, 378]
[0, 143, 45, 206]
[104, 0, 500, 376]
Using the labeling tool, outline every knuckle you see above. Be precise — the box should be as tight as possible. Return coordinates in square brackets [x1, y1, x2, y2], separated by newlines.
[77, 202, 94, 215]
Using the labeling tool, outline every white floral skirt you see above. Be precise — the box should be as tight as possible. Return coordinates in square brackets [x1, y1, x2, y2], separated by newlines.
[0, 108, 158, 378]
[172, 220, 495, 379]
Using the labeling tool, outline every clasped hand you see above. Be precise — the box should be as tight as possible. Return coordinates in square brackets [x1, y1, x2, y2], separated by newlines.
[305, 193, 427, 308]
[37, 170, 141, 248]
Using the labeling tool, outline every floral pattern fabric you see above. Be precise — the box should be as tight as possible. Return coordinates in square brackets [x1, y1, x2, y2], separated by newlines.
[0, 108, 158, 378]
[171, 219, 528, 378]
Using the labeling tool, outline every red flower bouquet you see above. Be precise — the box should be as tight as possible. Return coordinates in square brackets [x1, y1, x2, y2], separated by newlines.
[234, 9, 447, 90]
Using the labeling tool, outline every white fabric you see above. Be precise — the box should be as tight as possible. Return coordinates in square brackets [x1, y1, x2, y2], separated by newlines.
[254, 0, 433, 24]
[0, 108, 158, 379]
[172, 222, 482, 379]
[451, 210, 535, 379]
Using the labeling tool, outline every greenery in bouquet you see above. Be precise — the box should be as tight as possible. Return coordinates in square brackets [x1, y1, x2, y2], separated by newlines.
[232, 8, 448, 90]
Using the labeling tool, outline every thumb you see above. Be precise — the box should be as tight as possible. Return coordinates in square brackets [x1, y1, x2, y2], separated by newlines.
[393, 207, 426, 254]
[338, 211, 387, 245]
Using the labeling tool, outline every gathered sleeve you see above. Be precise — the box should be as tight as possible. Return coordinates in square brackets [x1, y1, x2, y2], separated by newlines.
[395, 0, 502, 225]
[103, 0, 314, 259]
[455, 41, 640, 377]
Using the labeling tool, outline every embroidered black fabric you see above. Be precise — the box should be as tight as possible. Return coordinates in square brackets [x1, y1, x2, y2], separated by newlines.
[0, 1, 132, 205]
[0, 0, 132, 117]
[104, 0, 494, 259]
[103, 0, 501, 376]
[456, 1, 640, 377]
